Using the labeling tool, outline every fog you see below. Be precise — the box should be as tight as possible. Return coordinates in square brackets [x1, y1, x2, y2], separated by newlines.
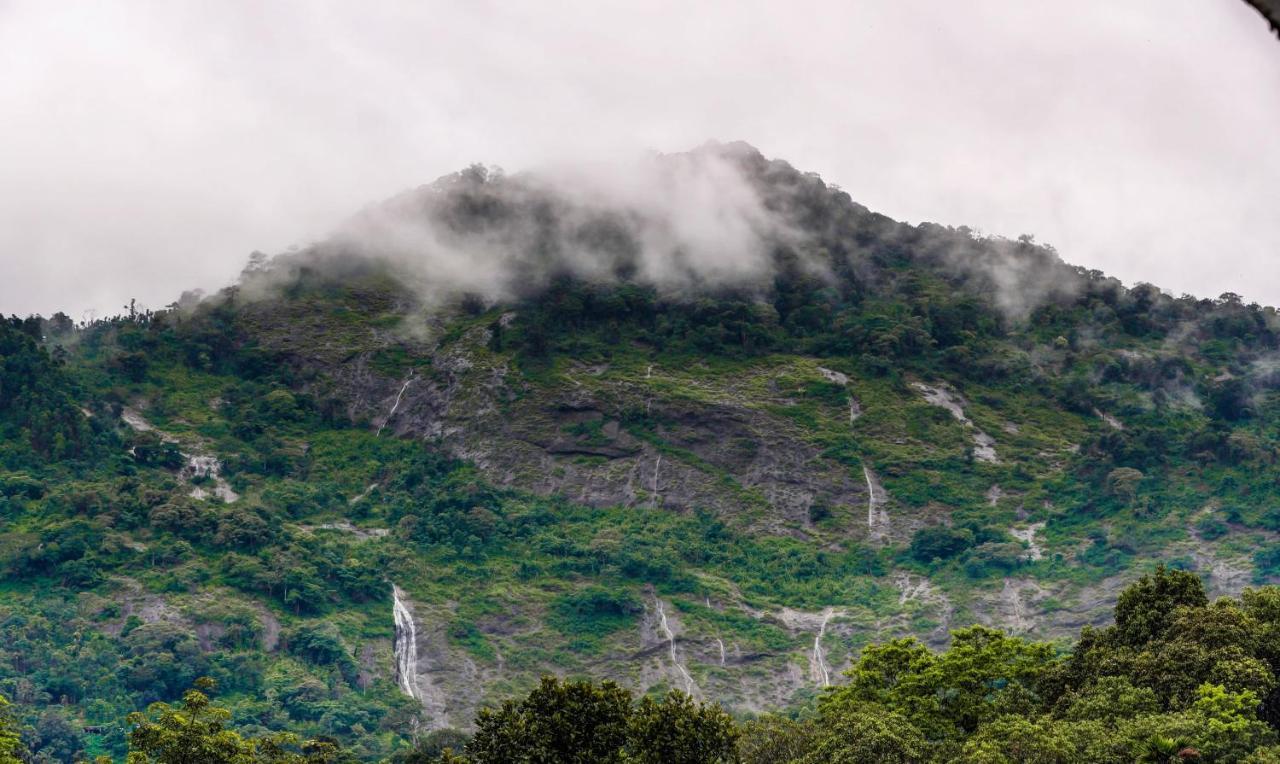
[1, 0, 1277, 318]
[310, 144, 811, 305]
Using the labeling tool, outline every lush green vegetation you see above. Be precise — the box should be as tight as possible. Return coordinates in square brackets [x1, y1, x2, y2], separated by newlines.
[316, 569, 1280, 762]
[6, 145, 1280, 761]
[9, 569, 1280, 762]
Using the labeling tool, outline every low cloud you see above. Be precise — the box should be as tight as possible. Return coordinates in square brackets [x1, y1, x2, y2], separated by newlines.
[238, 142, 1097, 326]
[255, 143, 813, 305]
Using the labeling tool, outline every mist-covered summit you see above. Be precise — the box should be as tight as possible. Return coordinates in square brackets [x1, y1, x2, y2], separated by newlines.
[211, 142, 1280, 557]
[6, 143, 1280, 761]
[246, 141, 1083, 321]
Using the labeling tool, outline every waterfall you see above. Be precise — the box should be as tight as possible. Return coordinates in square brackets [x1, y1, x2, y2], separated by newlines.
[863, 466, 875, 530]
[655, 600, 696, 695]
[812, 608, 834, 687]
[392, 586, 420, 700]
[349, 482, 378, 506]
[377, 375, 414, 437]
[863, 465, 889, 540]
[716, 637, 726, 667]
[651, 454, 662, 505]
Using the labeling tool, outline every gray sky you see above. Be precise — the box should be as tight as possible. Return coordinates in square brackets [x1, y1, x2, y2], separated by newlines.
[1, 0, 1277, 318]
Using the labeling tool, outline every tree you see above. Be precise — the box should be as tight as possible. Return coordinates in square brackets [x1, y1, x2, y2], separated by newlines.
[824, 627, 1056, 742]
[115, 351, 150, 382]
[736, 715, 819, 764]
[626, 691, 738, 764]
[389, 729, 470, 763]
[798, 706, 926, 764]
[1104, 468, 1144, 506]
[0, 694, 26, 764]
[125, 678, 343, 764]
[909, 526, 975, 563]
[1058, 677, 1160, 722]
[466, 676, 632, 764]
[1112, 565, 1208, 647]
[1136, 734, 1197, 764]
[957, 715, 1075, 763]
[31, 708, 85, 762]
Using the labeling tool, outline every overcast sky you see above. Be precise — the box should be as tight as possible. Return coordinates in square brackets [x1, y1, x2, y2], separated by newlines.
[1, 0, 1277, 318]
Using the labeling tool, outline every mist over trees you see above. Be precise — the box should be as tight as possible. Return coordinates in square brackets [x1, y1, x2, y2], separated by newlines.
[5, 145, 1280, 762]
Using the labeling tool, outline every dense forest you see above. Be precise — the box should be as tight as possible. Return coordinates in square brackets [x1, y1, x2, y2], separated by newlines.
[4, 144, 1280, 761]
[6, 568, 1280, 762]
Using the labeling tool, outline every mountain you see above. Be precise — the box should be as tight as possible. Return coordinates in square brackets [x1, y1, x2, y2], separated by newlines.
[4, 143, 1280, 761]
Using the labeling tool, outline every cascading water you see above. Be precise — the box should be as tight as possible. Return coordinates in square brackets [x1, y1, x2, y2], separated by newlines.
[863, 465, 889, 541]
[392, 585, 420, 700]
[651, 454, 662, 505]
[377, 375, 414, 437]
[655, 600, 696, 695]
[349, 482, 378, 506]
[716, 637, 726, 667]
[863, 466, 875, 530]
[812, 608, 834, 687]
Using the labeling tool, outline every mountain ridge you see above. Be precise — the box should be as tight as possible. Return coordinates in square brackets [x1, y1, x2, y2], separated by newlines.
[3, 143, 1280, 760]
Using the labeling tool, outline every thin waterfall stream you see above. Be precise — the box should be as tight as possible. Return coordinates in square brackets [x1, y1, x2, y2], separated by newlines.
[377, 374, 414, 437]
[655, 600, 696, 695]
[863, 464, 890, 541]
[863, 466, 875, 530]
[812, 608, 834, 687]
[652, 454, 662, 505]
[392, 585, 420, 700]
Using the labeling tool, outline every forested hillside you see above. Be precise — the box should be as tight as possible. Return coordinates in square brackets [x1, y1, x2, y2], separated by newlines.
[4, 144, 1280, 761]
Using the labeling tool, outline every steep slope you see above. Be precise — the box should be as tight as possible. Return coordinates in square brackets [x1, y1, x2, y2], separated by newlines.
[3, 143, 1280, 761]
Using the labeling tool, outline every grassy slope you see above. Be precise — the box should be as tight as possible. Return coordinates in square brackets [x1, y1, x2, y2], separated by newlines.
[5, 256, 1280, 760]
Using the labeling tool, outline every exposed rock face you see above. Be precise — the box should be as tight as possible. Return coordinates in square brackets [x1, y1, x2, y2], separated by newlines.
[262, 319, 880, 538]
[1010, 522, 1046, 561]
[120, 406, 239, 502]
[232, 290, 1194, 724]
[911, 381, 999, 463]
[390, 587, 452, 730]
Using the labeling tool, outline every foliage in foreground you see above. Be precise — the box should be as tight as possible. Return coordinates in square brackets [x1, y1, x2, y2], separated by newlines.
[395, 568, 1280, 763]
[7, 560, 1280, 763]
[121, 677, 351, 764]
[7, 144, 1280, 761]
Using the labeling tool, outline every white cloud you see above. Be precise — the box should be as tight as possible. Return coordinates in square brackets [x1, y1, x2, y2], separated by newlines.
[1, 0, 1277, 316]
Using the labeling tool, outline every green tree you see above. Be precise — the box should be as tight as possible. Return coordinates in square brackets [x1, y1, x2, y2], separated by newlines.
[389, 729, 470, 763]
[824, 627, 1056, 741]
[1112, 565, 1208, 647]
[31, 708, 85, 762]
[625, 691, 738, 764]
[0, 694, 26, 764]
[798, 706, 926, 764]
[957, 715, 1075, 763]
[735, 715, 819, 764]
[1135, 734, 1197, 764]
[466, 676, 632, 764]
[909, 526, 975, 563]
[125, 678, 343, 764]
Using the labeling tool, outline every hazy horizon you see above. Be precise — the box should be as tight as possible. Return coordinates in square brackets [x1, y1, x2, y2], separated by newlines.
[2, 0, 1278, 318]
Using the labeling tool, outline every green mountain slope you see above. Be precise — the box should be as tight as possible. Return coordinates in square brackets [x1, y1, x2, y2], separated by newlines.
[3, 143, 1280, 761]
